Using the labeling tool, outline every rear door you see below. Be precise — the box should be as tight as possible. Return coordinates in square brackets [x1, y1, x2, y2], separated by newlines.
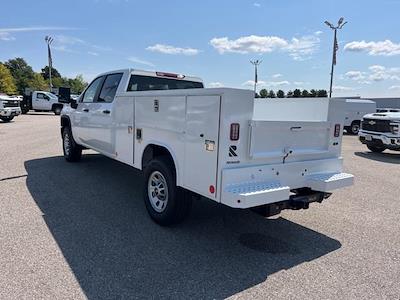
[184, 95, 220, 198]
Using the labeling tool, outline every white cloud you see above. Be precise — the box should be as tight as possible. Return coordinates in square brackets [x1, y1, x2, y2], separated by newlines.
[127, 56, 155, 67]
[344, 40, 400, 56]
[293, 81, 306, 86]
[88, 51, 99, 56]
[272, 73, 282, 78]
[314, 31, 323, 36]
[146, 44, 199, 56]
[389, 85, 400, 90]
[210, 33, 320, 60]
[242, 80, 289, 87]
[208, 82, 224, 88]
[0, 26, 77, 41]
[333, 85, 357, 91]
[0, 32, 15, 41]
[253, 2, 261, 7]
[345, 71, 366, 81]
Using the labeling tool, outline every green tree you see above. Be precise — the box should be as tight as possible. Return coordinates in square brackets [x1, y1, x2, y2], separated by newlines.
[268, 90, 276, 98]
[41, 66, 61, 80]
[293, 89, 301, 98]
[0, 63, 17, 94]
[277, 90, 285, 98]
[301, 89, 310, 97]
[286, 90, 293, 98]
[68, 75, 87, 93]
[28, 73, 48, 91]
[4, 57, 35, 94]
[309, 89, 317, 97]
[259, 88, 268, 98]
[317, 89, 328, 97]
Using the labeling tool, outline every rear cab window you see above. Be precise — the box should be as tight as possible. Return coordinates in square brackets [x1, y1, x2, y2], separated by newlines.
[127, 75, 204, 92]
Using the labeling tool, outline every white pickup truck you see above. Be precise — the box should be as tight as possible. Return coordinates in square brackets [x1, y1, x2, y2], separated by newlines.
[359, 112, 400, 152]
[0, 94, 21, 122]
[60, 69, 354, 225]
[21, 91, 64, 115]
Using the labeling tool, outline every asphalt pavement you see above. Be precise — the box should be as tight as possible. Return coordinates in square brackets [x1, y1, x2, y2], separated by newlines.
[0, 113, 399, 299]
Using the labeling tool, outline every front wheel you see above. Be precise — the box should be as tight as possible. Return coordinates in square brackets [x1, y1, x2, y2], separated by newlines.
[62, 127, 82, 162]
[143, 156, 192, 226]
[350, 121, 360, 135]
[367, 144, 385, 153]
[0, 116, 14, 122]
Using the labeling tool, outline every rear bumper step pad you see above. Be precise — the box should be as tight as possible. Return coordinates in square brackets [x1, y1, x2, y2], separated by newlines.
[222, 172, 353, 209]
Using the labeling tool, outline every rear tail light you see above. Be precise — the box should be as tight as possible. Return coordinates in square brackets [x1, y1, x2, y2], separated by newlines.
[334, 124, 341, 137]
[230, 123, 240, 141]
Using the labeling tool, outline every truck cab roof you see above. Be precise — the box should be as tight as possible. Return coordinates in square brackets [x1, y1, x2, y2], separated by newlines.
[95, 69, 203, 84]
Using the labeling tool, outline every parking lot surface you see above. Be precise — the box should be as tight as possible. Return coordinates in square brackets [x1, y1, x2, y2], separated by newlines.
[0, 113, 399, 300]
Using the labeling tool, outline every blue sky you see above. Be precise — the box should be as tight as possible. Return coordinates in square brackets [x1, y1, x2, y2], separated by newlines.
[1, 0, 400, 97]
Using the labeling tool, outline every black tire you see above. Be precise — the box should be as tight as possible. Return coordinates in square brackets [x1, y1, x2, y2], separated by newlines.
[53, 106, 62, 115]
[0, 116, 14, 122]
[344, 126, 351, 134]
[367, 144, 385, 153]
[143, 156, 192, 226]
[350, 121, 360, 135]
[62, 127, 82, 162]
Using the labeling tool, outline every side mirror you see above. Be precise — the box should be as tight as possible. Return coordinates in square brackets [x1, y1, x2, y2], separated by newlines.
[58, 87, 71, 103]
[70, 99, 78, 109]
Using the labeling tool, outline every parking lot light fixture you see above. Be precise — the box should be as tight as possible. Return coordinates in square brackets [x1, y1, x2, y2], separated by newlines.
[324, 17, 347, 98]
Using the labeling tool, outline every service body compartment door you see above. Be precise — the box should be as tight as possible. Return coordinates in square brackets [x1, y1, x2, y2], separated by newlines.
[184, 96, 220, 198]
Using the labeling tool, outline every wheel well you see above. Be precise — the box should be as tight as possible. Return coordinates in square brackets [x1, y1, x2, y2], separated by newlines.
[351, 120, 361, 125]
[142, 144, 176, 174]
[61, 116, 70, 128]
[52, 103, 63, 111]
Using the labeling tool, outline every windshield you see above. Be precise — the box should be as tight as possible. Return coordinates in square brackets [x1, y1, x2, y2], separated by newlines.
[127, 75, 204, 91]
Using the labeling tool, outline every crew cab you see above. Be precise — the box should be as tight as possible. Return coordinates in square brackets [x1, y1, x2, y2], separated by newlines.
[359, 112, 400, 152]
[0, 94, 21, 122]
[21, 91, 64, 115]
[60, 69, 354, 225]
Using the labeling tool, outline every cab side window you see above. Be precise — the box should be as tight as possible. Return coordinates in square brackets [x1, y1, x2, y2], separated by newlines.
[37, 93, 47, 100]
[82, 77, 104, 103]
[98, 73, 123, 103]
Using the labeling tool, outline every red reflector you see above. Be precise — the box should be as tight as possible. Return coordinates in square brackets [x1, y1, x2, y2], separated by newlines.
[334, 124, 341, 137]
[230, 123, 240, 141]
[209, 185, 215, 194]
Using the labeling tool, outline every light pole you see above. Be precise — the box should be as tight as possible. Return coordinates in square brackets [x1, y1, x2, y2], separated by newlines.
[324, 17, 347, 98]
[250, 59, 262, 96]
[45, 36, 54, 92]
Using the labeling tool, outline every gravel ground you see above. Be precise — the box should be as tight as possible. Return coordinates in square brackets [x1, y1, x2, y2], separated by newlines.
[0, 113, 399, 300]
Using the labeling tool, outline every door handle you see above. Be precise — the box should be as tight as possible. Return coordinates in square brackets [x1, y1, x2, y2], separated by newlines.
[102, 110, 111, 114]
[83, 108, 89, 112]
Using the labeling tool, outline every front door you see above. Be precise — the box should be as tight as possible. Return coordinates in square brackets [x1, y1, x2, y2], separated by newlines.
[33, 92, 50, 110]
[184, 95, 220, 198]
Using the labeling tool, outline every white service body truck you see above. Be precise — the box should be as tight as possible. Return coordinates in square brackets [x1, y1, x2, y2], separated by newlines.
[0, 94, 21, 122]
[344, 99, 376, 135]
[21, 91, 64, 115]
[60, 69, 354, 225]
[359, 111, 400, 152]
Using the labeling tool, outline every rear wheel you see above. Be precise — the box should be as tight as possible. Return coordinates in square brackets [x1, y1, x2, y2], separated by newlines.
[0, 116, 14, 122]
[62, 127, 82, 162]
[143, 156, 192, 226]
[367, 144, 385, 153]
[53, 106, 62, 115]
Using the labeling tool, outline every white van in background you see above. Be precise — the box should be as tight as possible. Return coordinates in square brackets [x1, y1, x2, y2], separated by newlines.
[344, 99, 376, 134]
